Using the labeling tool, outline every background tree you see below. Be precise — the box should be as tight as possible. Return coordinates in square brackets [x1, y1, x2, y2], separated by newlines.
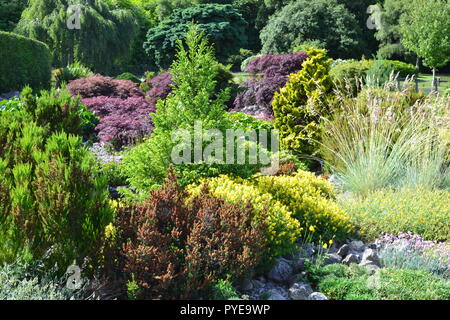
[0, 0, 28, 32]
[375, 0, 416, 63]
[259, 0, 364, 59]
[15, 0, 138, 74]
[144, 4, 248, 69]
[400, 0, 450, 86]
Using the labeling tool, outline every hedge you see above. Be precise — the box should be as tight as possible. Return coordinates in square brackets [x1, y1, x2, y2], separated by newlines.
[0, 31, 51, 93]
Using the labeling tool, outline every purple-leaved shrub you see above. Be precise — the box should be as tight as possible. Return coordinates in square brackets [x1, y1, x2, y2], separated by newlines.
[232, 52, 308, 119]
[146, 71, 174, 101]
[68, 75, 144, 99]
[82, 96, 156, 148]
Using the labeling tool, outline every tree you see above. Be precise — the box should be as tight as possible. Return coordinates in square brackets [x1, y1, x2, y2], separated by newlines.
[15, 0, 139, 73]
[144, 4, 248, 69]
[259, 0, 364, 59]
[375, 0, 416, 63]
[400, 0, 450, 86]
[0, 0, 28, 32]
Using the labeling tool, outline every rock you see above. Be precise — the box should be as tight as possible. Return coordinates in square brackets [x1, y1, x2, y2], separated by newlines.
[336, 244, 349, 257]
[323, 253, 342, 265]
[240, 278, 253, 292]
[342, 253, 361, 265]
[365, 264, 380, 275]
[349, 240, 365, 252]
[367, 242, 378, 250]
[304, 243, 316, 257]
[292, 258, 306, 273]
[309, 292, 329, 300]
[288, 283, 313, 300]
[267, 289, 288, 300]
[359, 248, 381, 268]
[250, 280, 265, 290]
[267, 258, 294, 284]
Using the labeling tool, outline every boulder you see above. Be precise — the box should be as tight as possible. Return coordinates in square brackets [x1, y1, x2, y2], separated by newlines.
[288, 283, 313, 300]
[309, 292, 329, 300]
[336, 244, 349, 257]
[323, 253, 342, 265]
[342, 253, 361, 265]
[267, 258, 294, 284]
[267, 289, 288, 300]
[349, 240, 365, 252]
[292, 258, 306, 273]
[359, 248, 381, 268]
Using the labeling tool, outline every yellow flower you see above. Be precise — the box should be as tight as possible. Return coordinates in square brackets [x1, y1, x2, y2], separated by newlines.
[309, 225, 316, 232]
[322, 243, 328, 249]
[329, 239, 333, 245]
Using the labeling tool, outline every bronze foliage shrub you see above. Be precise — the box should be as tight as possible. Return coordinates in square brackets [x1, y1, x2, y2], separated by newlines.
[113, 170, 266, 299]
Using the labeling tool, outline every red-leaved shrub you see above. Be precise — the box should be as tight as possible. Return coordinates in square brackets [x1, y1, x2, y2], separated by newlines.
[81, 96, 156, 148]
[113, 170, 266, 299]
[68, 75, 144, 99]
[146, 71, 174, 101]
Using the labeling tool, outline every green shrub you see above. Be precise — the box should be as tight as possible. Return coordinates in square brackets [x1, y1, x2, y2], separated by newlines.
[227, 48, 254, 71]
[272, 49, 334, 158]
[366, 59, 419, 86]
[330, 59, 374, 94]
[0, 116, 113, 272]
[340, 188, 450, 242]
[316, 264, 450, 300]
[210, 279, 241, 300]
[115, 72, 141, 84]
[52, 62, 94, 88]
[0, 31, 51, 92]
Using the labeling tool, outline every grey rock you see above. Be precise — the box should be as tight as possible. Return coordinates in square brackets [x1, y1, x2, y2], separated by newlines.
[267, 258, 294, 283]
[309, 292, 329, 300]
[292, 258, 306, 272]
[359, 248, 381, 267]
[267, 289, 288, 300]
[250, 280, 265, 290]
[336, 244, 349, 257]
[323, 253, 342, 265]
[288, 283, 313, 300]
[342, 253, 361, 265]
[349, 240, 365, 252]
[240, 278, 253, 291]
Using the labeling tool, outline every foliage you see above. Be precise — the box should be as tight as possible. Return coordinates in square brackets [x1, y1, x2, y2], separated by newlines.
[81, 96, 156, 148]
[67, 75, 144, 99]
[116, 72, 141, 84]
[233, 52, 308, 119]
[272, 49, 333, 158]
[144, 4, 248, 69]
[321, 89, 448, 195]
[52, 62, 94, 89]
[113, 171, 265, 299]
[144, 71, 174, 101]
[315, 264, 450, 300]
[0, 0, 27, 32]
[190, 170, 355, 262]
[0, 31, 52, 93]
[260, 0, 363, 59]
[340, 188, 450, 242]
[376, 233, 450, 280]
[330, 59, 374, 95]
[0, 117, 113, 271]
[19, 86, 98, 139]
[101, 161, 128, 187]
[366, 60, 419, 86]
[15, 0, 139, 73]
[399, 0, 450, 81]
[123, 25, 265, 192]
[210, 279, 240, 300]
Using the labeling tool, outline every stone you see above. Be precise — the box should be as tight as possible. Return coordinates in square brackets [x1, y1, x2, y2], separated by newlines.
[349, 240, 365, 252]
[267, 258, 294, 283]
[342, 253, 361, 265]
[336, 244, 349, 257]
[292, 258, 306, 272]
[267, 289, 288, 300]
[309, 292, 329, 300]
[288, 283, 313, 300]
[240, 278, 253, 291]
[323, 253, 342, 265]
[250, 280, 265, 290]
[359, 248, 381, 267]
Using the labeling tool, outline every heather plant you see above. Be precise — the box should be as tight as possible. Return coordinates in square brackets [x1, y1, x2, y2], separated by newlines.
[340, 188, 449, 242]
[272, 49, 334, 160]
[67, 75, 144, 99]
[321, 87, 448, 195]
[81, 96, 156, 148]
[0, 117, 113, 272]
[113, 171, 266, 299]
[376, 233, 450, 280]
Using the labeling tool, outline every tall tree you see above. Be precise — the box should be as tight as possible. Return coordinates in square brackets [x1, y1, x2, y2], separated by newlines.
[0, 0, 28, 32]
[400, 0, 450, 86]
[15, 0, 138, 73]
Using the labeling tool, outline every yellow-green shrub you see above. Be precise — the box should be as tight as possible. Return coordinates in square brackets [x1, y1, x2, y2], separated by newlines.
[188, 175, 301, 262]
[189, 170, 355, 262]
[340, 188, 450, 241]
[256, 170, 354, 242]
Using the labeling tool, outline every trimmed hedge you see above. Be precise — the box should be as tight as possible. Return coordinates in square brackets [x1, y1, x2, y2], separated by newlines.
[0, 31, 51, 93]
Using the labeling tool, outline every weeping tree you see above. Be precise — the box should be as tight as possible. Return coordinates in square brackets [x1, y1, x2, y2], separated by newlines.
[15, 0, 138, 73]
